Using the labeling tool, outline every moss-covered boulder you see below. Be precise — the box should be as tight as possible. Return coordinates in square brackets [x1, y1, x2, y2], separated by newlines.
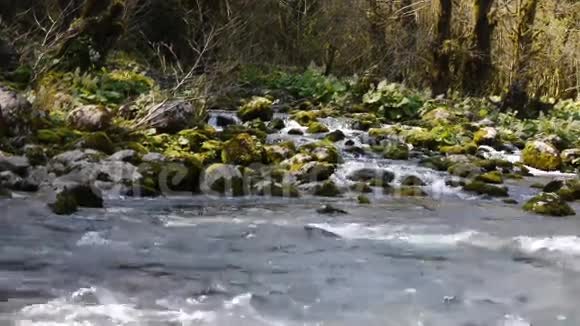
[475, 159, 514, 172]
[291, 110, 321, 126]
[398, 186, 428, 197]
[306, 121, 329, 134]
[448, 163, 482, 178]
[314, 180, 342, 197]
[543, 179, 580, 202]
[401, 175, 426, 186]
[221, 133, 264, 166]
[522, 140, 561, 171]
[351, 182, 373, 193]
[383, 142, 409, 160]
[421, 107, 455, 126]
[0, 87, 38, 136]
[463, 181, 508, 197]
[253, 181, 299, 197]
[49, 190, 78, 215]
[238, 97, 273, 122]
[294, 161, 336, 183]
[68, 105, 113, 132]
[473, 127, 499, 147]
[299, 141, 341, 164]
[475, 171, 504, 184]
[357, 194, 371, 204]
[177, 129, 211, 152]
[440, 143, 477, 155]
[523, 192, 575, 217]
[202, 163, 247, 196]
[419, 156, 453, 171]
[79, 132, 115, 154]
[137, 100, 203, 134]
[351, 113, 380, 131]
[265, 144, 295, 164]
[325, 130, 346, 142]
[368, 127, 400, 139]
[404, 129, 438, 150]
[269, 118, 285, 130]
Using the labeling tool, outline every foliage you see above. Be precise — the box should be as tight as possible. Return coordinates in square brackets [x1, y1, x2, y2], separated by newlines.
[242, 67, 347, 103]
[362, 81, 424, 122]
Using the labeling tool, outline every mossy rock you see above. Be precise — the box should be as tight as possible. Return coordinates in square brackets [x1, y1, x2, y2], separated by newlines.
[49, 190, 78, 215]
[24, 146, 48, 166]
[294, 161, 336, 183]
[314, 180, 342, 197]
[253, 181, 300, 198]
[543, 179, 580, 202]
[269, 118, 285, 130]
[203, 163, 247, 197]
[368, 127, 399, 138]
[419, 156, 453, 171]
[383, 143, 409, 160]
[404, 130, 438, 150]
[448, 163, 481, 178]
[351, 113, 380, 131]
[522, 140, 561, 171]
[473, 127, 499, 147]
[306, 122, 329, 134]
[440, 143, 477, 155]
[177, 129, 210, 152]
[475, 171, 504, 184]
[0, 187, 12, 198]
[398, 186, 428, 197]
[221, 133, 264, 166]
[299, 141, 342, 164]
[80, 132, 115, 154]
[401, 175, 426, 186]
[288, 128, 304, 135]
[324, 130, 346, 142]
[421, 107, 455, 126]
[348, 168, 395, 185]
[37, 128, 82, 145]
[463, 181, 508, 197]
[475, 159, 514, 172]
[357, 194, 371, 204]
[503, 199, 518, 205]
[523, 192, 575, 217]
[351, 182, 373, 193]
[265, 144, 295, 164]
[220, 125, 268, 143]
[292, 110, 321, 126]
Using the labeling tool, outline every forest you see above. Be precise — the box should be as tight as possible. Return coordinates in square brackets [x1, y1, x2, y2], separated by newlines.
[0, 0, 579, 213]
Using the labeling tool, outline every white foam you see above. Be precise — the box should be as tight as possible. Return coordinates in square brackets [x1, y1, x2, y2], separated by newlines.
[76, 232, 111, 247]
[514, 236, 580, 256]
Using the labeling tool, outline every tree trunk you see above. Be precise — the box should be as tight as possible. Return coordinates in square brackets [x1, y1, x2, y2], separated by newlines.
[502, 0, 539, 115]
[431, 0, 453, 96]
[463, 0, 495, 94]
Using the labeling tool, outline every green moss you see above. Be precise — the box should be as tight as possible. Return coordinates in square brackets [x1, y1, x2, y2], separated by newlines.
[81, 132, 115, 154]
[177, 129, 210, 152]
[522, 141, 561, 171]
[24, 146, 47, 166]
[463, 181, 508, 197]
[473, 128, 499, 146]
[292, 110, 322, 126]
[299, 140, 341, 164]
[351, 182, 373, 193]
[440, 143, 477, 155]
[368, 127, 399, 138]
[475, 171, 504, 184]
[49, 191, 78, 215]
[398, 186, 428, 197]
[221, 133, 264, 166]
[555, 180, 580, 202]
[119, 141, 149, 154]
[325, 130, 346, 142]
[401, 175, 426, 186]
[314, 181, 342, 197]
[523, 192, 575, 217]
[448, 163, 481, 178]
[383, 143, 409, 160]
[404, 130, 438, 150]
[238, 97, 273, 122]
[419, 156, 453, 171]
[37, 128, 82, 145]
[269, 119, 285, 130]
[357, 195, 371, 204]
[306, 122, 329, 134]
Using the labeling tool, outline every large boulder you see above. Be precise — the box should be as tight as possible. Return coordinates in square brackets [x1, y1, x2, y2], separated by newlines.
[0, 153, 30, 176]
[238, 97, 273, 122]
[522, 140, 561, 171]
[137, 100, 202, 134]
[523, 192, 575, 217]
[221, 133, 264, 166]
[68, 105, 113, 131]
[202, 163, 246, 196]
[0, 87, 36, 136]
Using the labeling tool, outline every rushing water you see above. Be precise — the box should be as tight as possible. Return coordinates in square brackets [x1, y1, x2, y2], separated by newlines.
[1, 112, 579, 326]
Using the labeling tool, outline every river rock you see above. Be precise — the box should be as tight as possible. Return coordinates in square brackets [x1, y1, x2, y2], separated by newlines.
[523, 192, 575, 217]
[294, 161, 335, 183]
[561, 149, 580, 170]
[313, 180, 342, 197]
[382, 140, 410, 160]
[398, 186, 428, 197]
[522, 140, 561, 171]
[474, 171, 504, 184]
[401, 175, 426, 186]
[51, 175, 104, 209]
[221, 133, 264, 166]
[138, 100, 201, 134]
[306, 121, 329, 134]
[68, 105, 113, 131]
[202, 163, 246, 196]
[316, 204, 347, 215]
[474, 127, 499, 147]
[463, 181, 508, 197]
[0, 153, 30, 176]
[0, 171, 38, 191]
[0, 87, 36, 136]
[348, 168, 395, 186]
[238, 97, 273, 122]
[325, 130, 346, 142]
[253, 181, 299, 197]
